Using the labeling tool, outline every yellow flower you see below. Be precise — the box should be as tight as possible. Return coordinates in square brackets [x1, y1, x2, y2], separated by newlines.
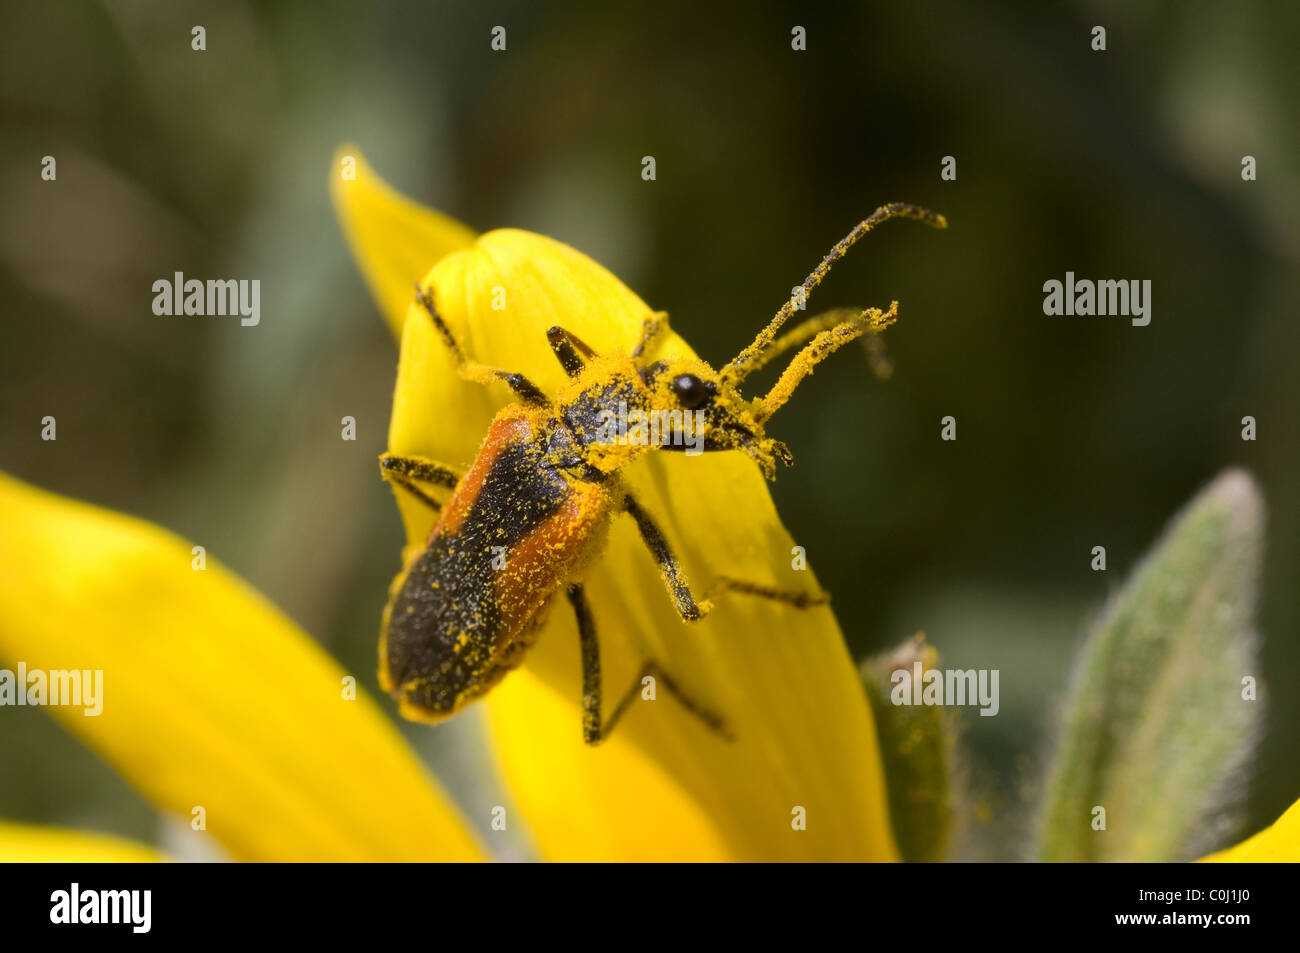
[330, 150, 476, 340]
[330, 147, 1300, 863]
[335, 144, 898, 861]
[1200, 798, 1300, 862]
[0, 821, 164, 863]
[1, 144, 897, 863]
[5, 143, 1285, 863]
[0, 472, 482, 862]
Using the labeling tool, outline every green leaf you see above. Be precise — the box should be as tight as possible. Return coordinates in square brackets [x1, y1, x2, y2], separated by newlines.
[1037, 469, 1265, 861]
[862, 634, 957, 862]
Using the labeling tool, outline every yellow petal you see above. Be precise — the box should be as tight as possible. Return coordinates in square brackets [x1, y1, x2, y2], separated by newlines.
[0, 821, 164, 863]
[1200, 797, 1300, 862]
[0, 472, 483, 862]
[388, 229, 898, 860]
[330, 144, 477, 337]
[486, 673, 732, 862]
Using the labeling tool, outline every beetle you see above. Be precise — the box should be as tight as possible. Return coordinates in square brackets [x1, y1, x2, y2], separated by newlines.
[378, 202, 946, 743]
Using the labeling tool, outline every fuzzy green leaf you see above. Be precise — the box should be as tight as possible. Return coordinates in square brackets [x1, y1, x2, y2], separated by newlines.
[863, 635, 957, 862]
[1037, 469, 1264, 861]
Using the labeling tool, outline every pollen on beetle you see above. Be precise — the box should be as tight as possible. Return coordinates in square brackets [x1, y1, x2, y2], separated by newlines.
[375, 203, 943, 746]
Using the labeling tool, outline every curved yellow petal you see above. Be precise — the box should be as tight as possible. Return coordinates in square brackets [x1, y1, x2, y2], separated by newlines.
[330, 144, 478, 338]
[0, 472, 483, 862]
[1200, 797, 1300, 862]
[388, 229, 898, 861]
[0, 821, 164, 863]
[486, 671, 732, 862]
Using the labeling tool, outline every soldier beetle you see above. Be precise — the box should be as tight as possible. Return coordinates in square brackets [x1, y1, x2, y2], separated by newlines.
[378, 203, 946, 743]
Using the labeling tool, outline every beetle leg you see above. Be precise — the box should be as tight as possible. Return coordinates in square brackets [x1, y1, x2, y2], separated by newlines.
[570, 583, 603, 742]
[705, 575, 831, 609]
[623, 495, 829, 615]
[379, 452, 464, 512]
[621, 494, 713, 622]
[567, 584, 731, 744]
[414, 283, 549, 406]
[546, 325, 596, 377]
[631, 310, 669, 359]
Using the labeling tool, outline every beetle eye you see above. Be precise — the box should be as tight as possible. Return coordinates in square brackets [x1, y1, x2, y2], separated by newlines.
[671, 373, 710, 409]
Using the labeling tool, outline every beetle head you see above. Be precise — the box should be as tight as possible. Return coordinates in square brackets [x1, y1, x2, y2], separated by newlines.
[555, 203, 946, 480]
[636, 357, 793, 479]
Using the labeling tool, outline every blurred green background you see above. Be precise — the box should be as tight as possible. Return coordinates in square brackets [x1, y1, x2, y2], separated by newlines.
[1, 0, 1296, 860]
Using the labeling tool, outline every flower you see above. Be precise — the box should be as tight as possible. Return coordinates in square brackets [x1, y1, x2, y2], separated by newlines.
[0, 820, 163, 863]
[1201, 799, 1300, 863]
[335, 145, 897, 860]
[0, 471, 482, 861]
[0, 145, 898, 862]
[4, 145, 1285, 862]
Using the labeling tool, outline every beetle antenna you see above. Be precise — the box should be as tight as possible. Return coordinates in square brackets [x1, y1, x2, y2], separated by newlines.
[755, 302, 898, 423]
[722, 203, 946, 384]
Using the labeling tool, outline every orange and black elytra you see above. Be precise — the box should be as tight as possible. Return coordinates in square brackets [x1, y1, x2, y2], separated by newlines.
[378, 203, 946, 744]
